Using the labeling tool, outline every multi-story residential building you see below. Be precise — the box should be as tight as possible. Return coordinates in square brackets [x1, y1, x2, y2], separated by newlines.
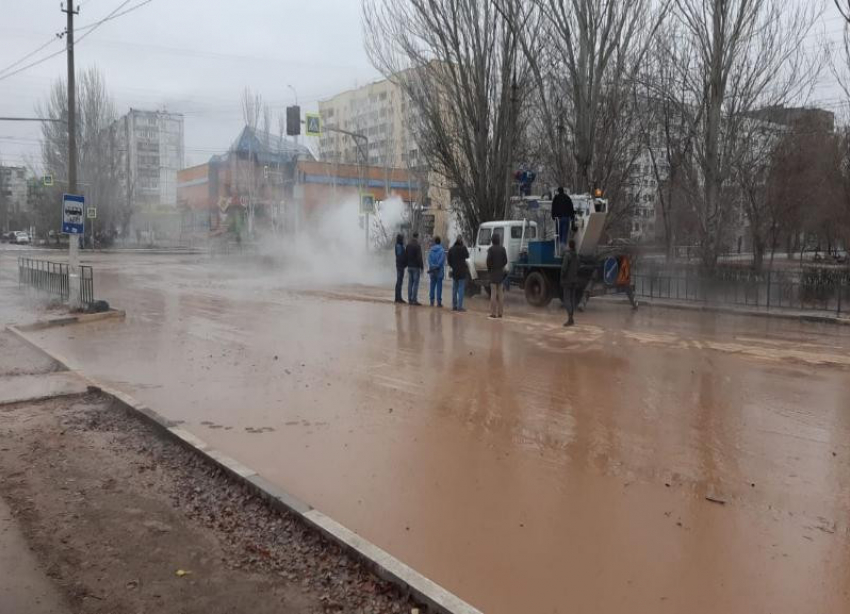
[0, 165, 29, 231]
[318, 79, 423, 170]
[112, 108, 184, 209]
[318, 77, 451, 239]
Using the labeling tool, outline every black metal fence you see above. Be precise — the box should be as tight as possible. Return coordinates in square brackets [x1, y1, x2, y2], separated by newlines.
[633, 268, 849, 316]
[17, 257, 95, 306]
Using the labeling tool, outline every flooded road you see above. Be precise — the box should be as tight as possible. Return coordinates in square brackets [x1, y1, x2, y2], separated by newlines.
[9, 252, 850, 613]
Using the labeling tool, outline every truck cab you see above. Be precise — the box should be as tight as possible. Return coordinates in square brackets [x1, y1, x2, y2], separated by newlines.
[471, 220, 538, 283]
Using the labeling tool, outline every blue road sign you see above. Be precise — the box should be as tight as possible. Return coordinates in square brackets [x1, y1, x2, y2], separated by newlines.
[62, 193, 85, 235]
[603, 256, 619, 286]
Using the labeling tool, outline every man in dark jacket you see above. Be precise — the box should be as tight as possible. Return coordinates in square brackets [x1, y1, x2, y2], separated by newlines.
[447, 236, 470, 312]
[486, 233, 508, 318]
[551, 187, 575, 247]
[405, 232, 424, 305]
[394, 233, 407, 304]
[560, 239, 580, 326]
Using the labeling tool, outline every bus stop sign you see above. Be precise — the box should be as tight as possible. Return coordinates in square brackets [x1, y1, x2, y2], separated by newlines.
[62, 194, 85, 235]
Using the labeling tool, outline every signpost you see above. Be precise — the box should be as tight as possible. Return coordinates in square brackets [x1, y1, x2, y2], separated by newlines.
[87, 207, 97, 249]
[360, 193, 375, 251]
[63, 194, 84, 308]
[305, 113, 322, 137]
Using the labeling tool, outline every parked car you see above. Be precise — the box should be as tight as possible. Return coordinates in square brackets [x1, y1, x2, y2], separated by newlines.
[13, 231, 30, 244]
[1, 231, 15, 243]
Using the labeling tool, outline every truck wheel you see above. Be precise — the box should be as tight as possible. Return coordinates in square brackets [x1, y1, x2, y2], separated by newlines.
[464, 281, 479, 297]
[524, 272, 552, 307]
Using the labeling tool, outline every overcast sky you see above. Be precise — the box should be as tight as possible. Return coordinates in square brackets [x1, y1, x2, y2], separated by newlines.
[0, 0, 847, 171]
[0, 0, 381, 169]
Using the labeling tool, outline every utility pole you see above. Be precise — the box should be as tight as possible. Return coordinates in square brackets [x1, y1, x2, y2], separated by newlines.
[63, 0, 81, 308]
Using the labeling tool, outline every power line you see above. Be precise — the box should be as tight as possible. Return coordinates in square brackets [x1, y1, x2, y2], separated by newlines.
[0, 49, 67, 83]
[0, 0, 155, 84]
[0, 35, 64, 78]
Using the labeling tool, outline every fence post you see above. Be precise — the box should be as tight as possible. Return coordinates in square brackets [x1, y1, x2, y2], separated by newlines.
[766, 271, 772, 311]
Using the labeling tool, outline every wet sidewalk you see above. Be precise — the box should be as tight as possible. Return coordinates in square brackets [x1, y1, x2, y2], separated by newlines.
[0, 497, 70, 614]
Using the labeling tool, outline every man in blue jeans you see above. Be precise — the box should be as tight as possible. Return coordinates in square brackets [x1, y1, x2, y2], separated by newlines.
[404, 232, 424, 305]
[447, 236, 470, 311]
[427, 236, 446, 307]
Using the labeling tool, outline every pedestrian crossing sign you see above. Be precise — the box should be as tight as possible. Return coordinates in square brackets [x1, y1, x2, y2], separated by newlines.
[360, 193, 375, 215]
[305, 113, 322, 136]
[43, 174, 53, 186]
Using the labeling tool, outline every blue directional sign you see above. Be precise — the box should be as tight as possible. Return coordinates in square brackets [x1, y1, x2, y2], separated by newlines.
[603, 256, 619, 286]
[62, 193, 85, 235]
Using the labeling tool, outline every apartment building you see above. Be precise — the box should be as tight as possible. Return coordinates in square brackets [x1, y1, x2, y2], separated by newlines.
[0, 165, 29, 231]
[112, 108, 185, 209]
[318, 78, 423, 169]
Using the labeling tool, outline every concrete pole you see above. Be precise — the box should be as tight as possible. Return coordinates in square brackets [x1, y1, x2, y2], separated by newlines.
[64, 0, 81, 308]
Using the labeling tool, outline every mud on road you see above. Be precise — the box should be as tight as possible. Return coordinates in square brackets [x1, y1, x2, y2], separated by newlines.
[0, 394, 420, 614]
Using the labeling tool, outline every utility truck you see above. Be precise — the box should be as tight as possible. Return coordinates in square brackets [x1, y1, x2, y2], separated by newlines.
[467, 193, 638, 310]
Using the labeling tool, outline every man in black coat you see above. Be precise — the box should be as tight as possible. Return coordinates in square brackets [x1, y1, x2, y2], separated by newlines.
[394, 233, 407, 303]
[447, 236, 470, 312]
[551, 187, 575, 247]
[486, 233, 508, 318]
[404, 232, 424, 305]
[560, 239, 580, 326]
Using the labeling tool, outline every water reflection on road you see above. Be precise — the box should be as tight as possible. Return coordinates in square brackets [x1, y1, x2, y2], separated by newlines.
[26, 255, 850, 614]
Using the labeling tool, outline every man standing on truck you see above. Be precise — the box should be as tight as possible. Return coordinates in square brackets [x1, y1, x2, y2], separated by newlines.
[560, 239, 580, 327]
[551, 187, 575, 247]
[487, 233, 508, 319]
[394, 233, 407, 304]
[447, 236, 470, 312]
[405, 232, 424, 305]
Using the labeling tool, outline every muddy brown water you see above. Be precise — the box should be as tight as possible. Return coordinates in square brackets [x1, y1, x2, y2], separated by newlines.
[15, 254, 850, 613]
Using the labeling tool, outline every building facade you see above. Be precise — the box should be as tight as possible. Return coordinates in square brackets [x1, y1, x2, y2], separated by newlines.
[318, 79, 423, 169]
[112, 109, 184, 210]
[318, 78, 451, 239]
[177, 125, 422, 241]
[0, 165, 29, 231]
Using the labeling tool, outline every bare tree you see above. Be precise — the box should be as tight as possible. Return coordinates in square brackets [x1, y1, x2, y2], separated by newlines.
[499, 0, 669, 195]
[363, 0, 530, 235]
[671, 0, 821, 268]
[39, 67, 123, 237]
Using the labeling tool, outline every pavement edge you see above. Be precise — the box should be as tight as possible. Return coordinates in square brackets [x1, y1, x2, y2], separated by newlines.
[630, 298, 850, 325]
[5, 324, 483, 614]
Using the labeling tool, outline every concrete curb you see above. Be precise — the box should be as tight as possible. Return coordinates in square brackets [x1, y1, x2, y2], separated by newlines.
[5, 323, 483, 614]
[603, 296, 850, 326]
[15, 309, 126, 332]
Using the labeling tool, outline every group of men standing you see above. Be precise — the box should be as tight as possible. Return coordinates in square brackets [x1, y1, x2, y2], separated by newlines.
[393, 185, 581, 324]
[395, 232, 471, 312]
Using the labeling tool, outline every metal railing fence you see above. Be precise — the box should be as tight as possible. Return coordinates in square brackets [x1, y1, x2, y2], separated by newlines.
[18, 257, 95, 306]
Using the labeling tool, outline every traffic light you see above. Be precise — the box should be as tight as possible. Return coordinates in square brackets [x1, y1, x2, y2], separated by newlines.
[286, 105, 301, 136]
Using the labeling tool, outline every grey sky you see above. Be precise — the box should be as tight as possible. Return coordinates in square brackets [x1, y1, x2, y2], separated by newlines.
[0, 0, 381, 168]
[0, 0, 847, 171]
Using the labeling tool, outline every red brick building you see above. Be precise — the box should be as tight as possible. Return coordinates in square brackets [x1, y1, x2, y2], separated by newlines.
[177, 126, 422, 240]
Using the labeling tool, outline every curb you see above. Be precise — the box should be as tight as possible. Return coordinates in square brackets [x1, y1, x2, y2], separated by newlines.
[608, 297, 850, 326]
[5, 324, 483, 614]
[15, 309, 126, 332]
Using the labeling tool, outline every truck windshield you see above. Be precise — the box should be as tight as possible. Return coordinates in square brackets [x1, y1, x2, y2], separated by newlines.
[477, 227, 503, 246]
[510, 226, 536, 239]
